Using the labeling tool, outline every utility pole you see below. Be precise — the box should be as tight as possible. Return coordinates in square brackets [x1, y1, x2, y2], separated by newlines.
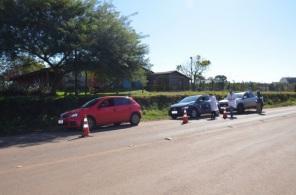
[190, 56, 193, 90]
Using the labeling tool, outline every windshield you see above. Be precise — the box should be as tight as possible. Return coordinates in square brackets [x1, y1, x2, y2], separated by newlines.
[179, 96, 199, 103]
[224, 93, 243, 99]
[235, 93, 244, 98]
[81, 98, 100, 108]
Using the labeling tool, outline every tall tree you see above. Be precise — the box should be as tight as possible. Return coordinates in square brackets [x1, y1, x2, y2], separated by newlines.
[0, 0, 94, 94]
[207, 76, 215, 91]
[0, 0, 149, 95]
[86, 3, 149, 87]
[177, 55, 211, 90]
[214, 75, 227, 90]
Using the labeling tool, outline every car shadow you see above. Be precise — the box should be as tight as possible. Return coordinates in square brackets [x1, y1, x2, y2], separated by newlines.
[175, 114, 212, 121]
[0, 127, 80, 148]
[0, 123, 134, 148]
[237, 110, 266, 116]
[91, 123, 133, 133]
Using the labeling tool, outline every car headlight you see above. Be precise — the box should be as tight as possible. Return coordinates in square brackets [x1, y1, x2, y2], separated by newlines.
[70, 113, 79, 118]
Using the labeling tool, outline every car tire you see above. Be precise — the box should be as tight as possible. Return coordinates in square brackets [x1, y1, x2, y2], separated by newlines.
[237, 104, 244, 114]
[215, 111, 220, 117]
[191, 108, 199, 119]
[86, 116, 96, 131]
[130, 113, 140, 126]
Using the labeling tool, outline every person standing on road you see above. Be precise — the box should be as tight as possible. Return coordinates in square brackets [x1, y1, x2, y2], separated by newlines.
[209, 94, 219, 120]
[256, 90, 264, 113]
[227, 90, 236, 118]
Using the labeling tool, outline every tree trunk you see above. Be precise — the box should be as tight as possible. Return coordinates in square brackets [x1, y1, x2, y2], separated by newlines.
[84, 71, 88, 95]
[50, 70, 63, 95]
[74, 70, 78, 96]
[74, 51, 78, 96]
[211, 81, 214, 91]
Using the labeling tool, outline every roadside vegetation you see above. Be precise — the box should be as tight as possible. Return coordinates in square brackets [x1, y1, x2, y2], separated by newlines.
[0, 91, 296, 136]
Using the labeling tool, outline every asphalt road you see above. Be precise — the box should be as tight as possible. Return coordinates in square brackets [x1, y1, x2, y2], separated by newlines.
[0, 106, 296, 195]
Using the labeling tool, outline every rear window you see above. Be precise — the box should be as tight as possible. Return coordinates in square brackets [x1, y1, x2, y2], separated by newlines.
[200, 96, 209, 101]
[114, 97, 132, 106]
[248, 93, 255, 98]
[99, 98, 114, 108]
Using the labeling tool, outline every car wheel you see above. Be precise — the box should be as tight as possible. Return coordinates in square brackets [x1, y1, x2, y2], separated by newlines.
[86, 117, 95, 131]
[191, 108, 199, 119]
[237, 104, 244, 114]
[130, 113, 140, 126]
[215, 111, 220, 117]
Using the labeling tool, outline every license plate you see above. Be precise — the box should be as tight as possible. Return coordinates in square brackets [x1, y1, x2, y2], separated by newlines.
[171, 111, 178, 114]
[58, 120, 63, 125]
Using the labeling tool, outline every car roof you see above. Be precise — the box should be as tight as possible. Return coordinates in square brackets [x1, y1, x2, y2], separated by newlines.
[186, 95, 202, 98]
[235, 91, 253, 95]
[102, 96, 131, 99]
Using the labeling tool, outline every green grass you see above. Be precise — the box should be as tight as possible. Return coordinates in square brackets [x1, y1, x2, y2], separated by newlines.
[142, 107, 169, 121]
[56, 90, 296, 97]
[57, 90, 224, 97]
[265, 99, 296, 108]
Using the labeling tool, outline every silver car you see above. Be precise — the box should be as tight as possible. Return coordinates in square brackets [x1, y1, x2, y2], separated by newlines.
[219, 91, 262, 114]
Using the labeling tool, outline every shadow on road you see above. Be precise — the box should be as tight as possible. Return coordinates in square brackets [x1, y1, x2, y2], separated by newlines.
[92, 123, 133, 133]
[237, 110, 266, 116]
[0, 128, 81, 148]
[174, 114, 212, 121]
[0, 111, 267, 148]
[0, 124, 134, 148]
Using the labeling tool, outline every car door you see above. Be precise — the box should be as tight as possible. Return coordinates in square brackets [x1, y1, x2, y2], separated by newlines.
[198, 96, 211, 114]
[95, 98, 116, 125]
[113, 97, 132, 122]
[243, 92, 254, 108]
[248, 92, 257, 107]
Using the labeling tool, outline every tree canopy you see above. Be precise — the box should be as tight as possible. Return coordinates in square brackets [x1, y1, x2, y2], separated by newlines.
[0, 0, 149, 94]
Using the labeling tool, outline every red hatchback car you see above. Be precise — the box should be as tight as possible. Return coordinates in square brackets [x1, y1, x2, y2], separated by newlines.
[58, 96, 142, 130]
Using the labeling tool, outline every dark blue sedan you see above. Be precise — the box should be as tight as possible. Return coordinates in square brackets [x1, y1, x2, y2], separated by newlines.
[169, 95, 213, 119]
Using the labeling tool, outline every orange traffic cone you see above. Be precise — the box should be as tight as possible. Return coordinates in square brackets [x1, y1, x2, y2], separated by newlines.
[182, 109, 189, 124]
[223, 108, 228, 119]
[82, 116, 90, 137]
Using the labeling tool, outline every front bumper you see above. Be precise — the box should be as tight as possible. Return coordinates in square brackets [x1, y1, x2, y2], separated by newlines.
[169, 107, 192, 118]
[58, 118, 81, 129]
[219, 105, 237, 112]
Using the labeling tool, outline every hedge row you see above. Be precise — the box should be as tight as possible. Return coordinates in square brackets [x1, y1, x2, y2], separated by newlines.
[0, 92, 295, 136]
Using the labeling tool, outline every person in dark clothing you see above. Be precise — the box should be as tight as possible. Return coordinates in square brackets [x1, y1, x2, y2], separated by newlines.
[256, 91, 264, 113]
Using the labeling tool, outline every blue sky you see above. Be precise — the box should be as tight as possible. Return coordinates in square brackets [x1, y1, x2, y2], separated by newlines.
[112, 0, 296, 83]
